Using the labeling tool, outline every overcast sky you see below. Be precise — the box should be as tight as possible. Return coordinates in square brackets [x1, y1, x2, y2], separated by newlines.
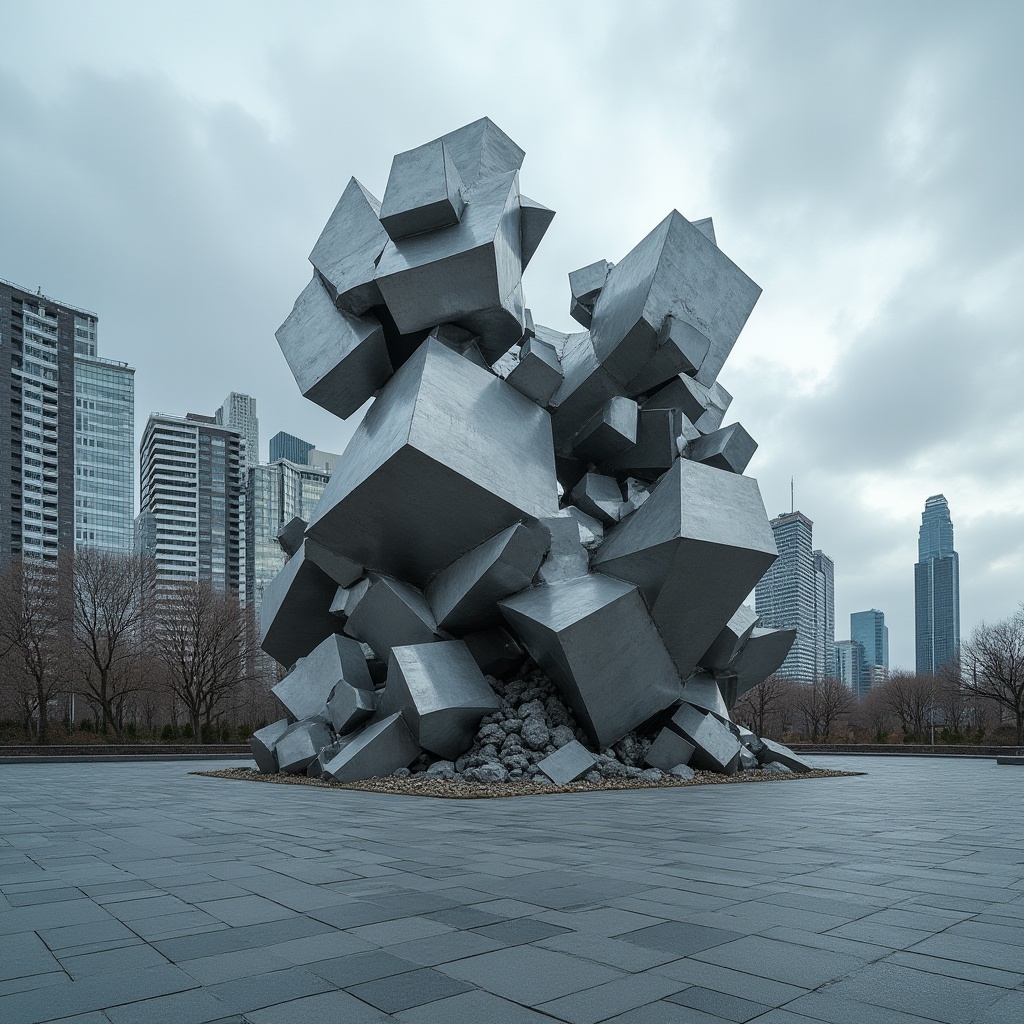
[1, 0, 1021, 669]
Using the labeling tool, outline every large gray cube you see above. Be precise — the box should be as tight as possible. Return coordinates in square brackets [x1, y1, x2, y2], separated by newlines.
[669, 703, 740, 775]
[757, 737, 812, 773]
[327, 682, 376, 735]
[425, 523, 548, 632]
[344, 574, 438, 661]
[380, 138, 465, 241]
[321, 713, 420, 783]
[272, 634, 372, 721]
[309, 176, 388, 316]
[536, 740, 599, 785]
[645, 727, 696, 772]
[276, 275, 393, 421]
[506, 336, 563, 405]
[383, 641, 500, 759]
[687, 422, 758, 475]
[275, 719, 334, 775]
[260, 541, 345, 669]
[250, 719, 290, 774]
[305, 339, 557, 586]
[594, 458, 777, 680]
[499, 573, 682, 749]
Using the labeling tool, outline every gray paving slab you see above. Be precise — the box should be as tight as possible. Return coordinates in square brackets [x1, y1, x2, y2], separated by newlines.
[1, 757, 1024, 1024]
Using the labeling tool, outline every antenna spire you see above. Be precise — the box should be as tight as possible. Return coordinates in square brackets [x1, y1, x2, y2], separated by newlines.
[791, 476, 794, 514]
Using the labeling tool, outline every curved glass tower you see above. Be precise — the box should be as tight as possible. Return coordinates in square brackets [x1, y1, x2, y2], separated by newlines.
[914, 495, 960, 674]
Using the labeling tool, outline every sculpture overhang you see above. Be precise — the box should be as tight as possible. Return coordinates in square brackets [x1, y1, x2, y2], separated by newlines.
[254, 116, 805, 785]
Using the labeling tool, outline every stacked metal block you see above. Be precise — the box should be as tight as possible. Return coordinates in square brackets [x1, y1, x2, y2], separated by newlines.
[252, 117, 808, 785]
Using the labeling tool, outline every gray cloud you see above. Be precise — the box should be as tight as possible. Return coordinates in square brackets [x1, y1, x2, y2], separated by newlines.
[0, 0, 1020, 668]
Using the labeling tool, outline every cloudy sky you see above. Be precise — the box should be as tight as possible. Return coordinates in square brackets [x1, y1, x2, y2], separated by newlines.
[1, 0, 1021, 668]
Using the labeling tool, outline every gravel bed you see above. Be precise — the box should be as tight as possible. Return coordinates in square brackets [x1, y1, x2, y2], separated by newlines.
[195, 765, 863, 799]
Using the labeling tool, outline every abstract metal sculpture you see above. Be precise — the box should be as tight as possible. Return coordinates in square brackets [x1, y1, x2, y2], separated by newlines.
[254, 117, 808, 785]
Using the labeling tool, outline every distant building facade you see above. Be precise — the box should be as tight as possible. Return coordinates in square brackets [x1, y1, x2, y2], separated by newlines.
[1, 279, 134, 562]
[245, 457, 332, 619]
[851, 608, 888, 697]
[139, 411, 246, 597]
[914, 494, 960, 675]
[217, 392, 259, 470]
[755, 511, 835, 683]
[834, 639, 862, 693]
[268, 431, 314, 466]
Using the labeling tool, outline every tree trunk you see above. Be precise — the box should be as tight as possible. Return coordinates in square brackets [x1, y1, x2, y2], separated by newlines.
[36, 679, 48, 745]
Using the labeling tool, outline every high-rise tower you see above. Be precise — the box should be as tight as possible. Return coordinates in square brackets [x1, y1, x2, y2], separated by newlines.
[915, 494, 960, 674]
[1, 279, 134, 562]
[217, 392, 259, 470]
[755, 511, 834, 682]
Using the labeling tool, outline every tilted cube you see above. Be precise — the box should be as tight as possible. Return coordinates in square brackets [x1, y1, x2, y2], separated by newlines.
[680, 670, 731, 721]
[499, 573, 682, 748]
[273, 634, 373, 721]
[687, 422, 758, 475]
[276, 275, 393, 420]
[276, 516, 306, 558]
[425, 523, 548, 632]
[570, 473, 624, 525]
[380, 138, 466, 241]
[321, 713, 420, 783]
[757, 737, 813, 773]
[250, 719, 290, 774]
[536, 740, 599, 785]
[305, 339, 557, 586]
[643, 373, 732, 435]
[645, 726, 695, 772]
[506, 336, 563, 405]
[593, 458, 777, 680]
[669, 703, 741, 775]
[520, 195, 555, 270]
[462, 627, 525, 677]
[309, 177, 388, 316]
[570, 396, 638, 463]
[719, 627, 797, 707]
[383, 641, 501, 759]
[344, 574, 438, 661]
[327, 681, 376, 735]
[700, 604, 759, 670]
[275, 718, 334, 775]
[260, 541, 345, 669]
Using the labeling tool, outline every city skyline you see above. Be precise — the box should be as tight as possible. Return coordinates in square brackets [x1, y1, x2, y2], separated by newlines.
[1, 2, 1020, 667]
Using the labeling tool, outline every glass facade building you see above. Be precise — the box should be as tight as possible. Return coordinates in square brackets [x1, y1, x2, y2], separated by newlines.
[915, 494, 960, 674]
[1, 280, 134, 563]
[246, 458, 330, 619]
[755, 511, 835, 683]
[268, 431, 314, 466]
[217, 392, 259, 470]
[74, 354, 135, 552]
[139, 412, 246, 598]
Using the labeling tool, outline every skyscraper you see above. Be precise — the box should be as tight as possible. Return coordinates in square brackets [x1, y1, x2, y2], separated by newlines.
[1, 279, 134, 562]
[139, 411, 246, 597]
[246, 457, 332, 619]
[217, 392, 259, 470]
[834, 639, 862, 693]
[915, 494, 960, 674]
[851, 608, 888, 696]
[268, 431, 314, 465]
[755, 511, 834, 682]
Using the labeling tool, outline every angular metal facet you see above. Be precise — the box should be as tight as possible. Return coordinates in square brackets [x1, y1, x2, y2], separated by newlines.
[306, 339, 557, 586]
[645, 726, 695, 772]
[321, 713, 420, 783]
[700, 604, 759, 671]
[380, 139, 465, 242]
[687, 422, 758, 475]
[383, 640, 501, 759]
[570, 396, 638, 463]
[251, 719, 290, 774]
[272, 633, 372, 721]
[569, 473, 624, 525]
[276, 275, 393, 421]
[594, 458, 777, 680]
[505, 336, 563, 405]
[275, 718, 334, 775]
[327, 681, 377, 735]
[309, 177, 388, 316]
[344, 574, 438, 661]
[520, 195, 555, 270]
[669, 702, 740, 775]
[462, 627, 526, 677]
[425, 523, 548, 633]
[499, 573, 682, 748]
[260, 541, 345, 669]
[536, 740, 599, 785]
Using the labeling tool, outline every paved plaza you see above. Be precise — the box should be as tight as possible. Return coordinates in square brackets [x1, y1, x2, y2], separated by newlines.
[1, 756, 1022, 1023]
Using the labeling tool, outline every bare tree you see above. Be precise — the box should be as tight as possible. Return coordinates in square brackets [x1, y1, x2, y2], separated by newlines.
[879, 671, 933, 740]
[156, 581, 255, 741]
[963, 606, 1024, 745]
[791, 676, 853, 742]
[61, 549, 155, 741]
[733, 674, 791, 737]
[0, 559, 68, 744]
[855, 685, 896, 742]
